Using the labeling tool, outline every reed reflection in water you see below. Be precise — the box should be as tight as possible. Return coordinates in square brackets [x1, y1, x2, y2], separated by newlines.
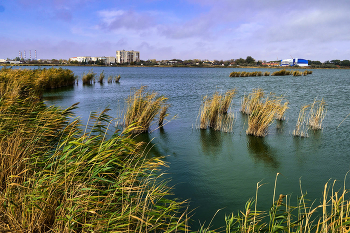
[199, 129, 223, 156]
[246, 135, 279, 168]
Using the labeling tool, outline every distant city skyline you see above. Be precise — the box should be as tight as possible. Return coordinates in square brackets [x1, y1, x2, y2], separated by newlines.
[1, 0, 350, 62]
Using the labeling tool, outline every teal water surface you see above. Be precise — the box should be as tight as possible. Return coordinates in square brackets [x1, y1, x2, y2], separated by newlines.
[16, 66, 350, 229]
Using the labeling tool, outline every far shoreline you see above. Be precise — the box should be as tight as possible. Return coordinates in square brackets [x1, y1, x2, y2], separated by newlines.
[1, 63, 349, 70]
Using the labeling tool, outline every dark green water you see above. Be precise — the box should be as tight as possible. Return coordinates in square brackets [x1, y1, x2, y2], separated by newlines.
[16, 66, 350, 229]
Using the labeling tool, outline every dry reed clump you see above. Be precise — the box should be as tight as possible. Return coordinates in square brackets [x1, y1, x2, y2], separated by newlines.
[230, 71, 265, 77]
[293, 99, 327, 137]
[245, 95, 280, 137]
[240, 88, 264, 115]
[221, 174, 350, 233]
[308, 98, 326, 130]
[292, 70, 302, 76]
[303, 70, 313, 76]
[115, 74, 121, 82]
[82, 69, 96, 84]
[158, 104, 170, 126]
[98, 70, 105, 83]
[241, 89, 288, 137]
[264, 71, 270, 76]
[293, 105, 310, 137]
[107, 75, 113, 83]
[271, 69, 292, 76]
[124, 86, 168, 133]
[0, 67, 76, 97]
[199, 89, 236, 132]
[275, 101, 289, 120]
[0, 73, 188, 231]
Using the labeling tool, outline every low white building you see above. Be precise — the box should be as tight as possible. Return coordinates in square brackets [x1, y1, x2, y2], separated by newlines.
[69, 56, 116, 65]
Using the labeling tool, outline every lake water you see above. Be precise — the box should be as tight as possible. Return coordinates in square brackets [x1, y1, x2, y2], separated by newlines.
[11, 66, 350, 229]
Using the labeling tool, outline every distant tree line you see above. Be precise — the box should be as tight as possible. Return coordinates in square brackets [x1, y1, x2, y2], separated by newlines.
[3, 56, 350, 68]
[308, 59, 350, 68]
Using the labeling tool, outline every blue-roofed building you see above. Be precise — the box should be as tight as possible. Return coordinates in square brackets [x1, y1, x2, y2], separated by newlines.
[281, 58, 308, 67]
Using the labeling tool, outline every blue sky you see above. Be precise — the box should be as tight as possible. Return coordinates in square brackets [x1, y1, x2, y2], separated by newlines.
[1, 0, 350, 61]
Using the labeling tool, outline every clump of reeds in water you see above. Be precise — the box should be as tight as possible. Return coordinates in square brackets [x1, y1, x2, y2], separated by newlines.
[158, 104, 170, 126]
[275, 101, 289, 120]
[230, 71, 265, 77]
[124, 86, 168, 133]
[82, 69, 96, 84]
[292, 70, 302, 76]
[98, 70, 105, 83]
[303, 70, 313, 76]
[115, 75, 121, 82]
[293, 105, 310, 137]
[199, 89, 236, 132]
[271, 69, 292, 76]
[107, 75, 113, 83]
[263, 71, 270, 76]
[245, 94, 280, 137]
[241, 89, 288, 137]
[308, 98, 326, 130]
[240, 88, 264, 115]
[0, 67, 76, 95]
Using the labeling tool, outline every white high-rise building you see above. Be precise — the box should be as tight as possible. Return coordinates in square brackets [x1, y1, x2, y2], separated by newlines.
[116, 50, 140, 63]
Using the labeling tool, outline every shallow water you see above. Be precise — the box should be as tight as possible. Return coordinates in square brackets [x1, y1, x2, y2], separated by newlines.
[11, 66, 350, 229]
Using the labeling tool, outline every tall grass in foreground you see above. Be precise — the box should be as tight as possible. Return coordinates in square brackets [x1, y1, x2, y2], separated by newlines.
[0, 75, 187, 231]
[124, 86, 168, 133]
[198, 89, 236, 132]
[221, 174, 350, 232]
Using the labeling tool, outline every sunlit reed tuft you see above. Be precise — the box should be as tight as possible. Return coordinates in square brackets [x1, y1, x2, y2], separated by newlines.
[124, 86, 168, 133]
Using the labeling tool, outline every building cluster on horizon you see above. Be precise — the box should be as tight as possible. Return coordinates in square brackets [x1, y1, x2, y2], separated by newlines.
[69, 50, 140, 65]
